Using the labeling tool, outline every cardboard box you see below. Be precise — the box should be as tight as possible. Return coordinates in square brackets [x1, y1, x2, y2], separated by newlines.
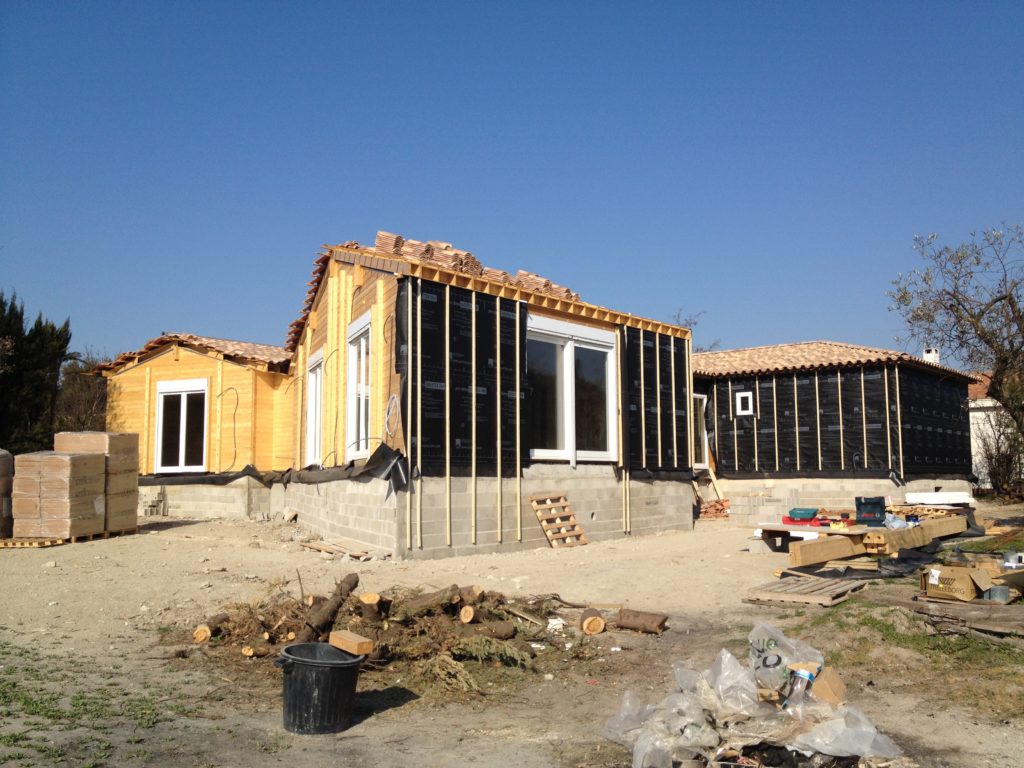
[39, 513, 104, 539]
[809, 665, 846, 707]
[12, 476, 41, 498]
[106, 471, 139, 496]
[12, 519, 42, 538]
[11, 496, 40, 518]
[40, 452, 106, 479]
[14, 451, 51, 477]
[40, 495, 105, 519]
[920, 565, 994, 602]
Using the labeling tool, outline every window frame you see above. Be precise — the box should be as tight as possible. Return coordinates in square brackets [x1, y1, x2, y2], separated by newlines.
[154, 378, 208, 473]
[305, 350, 324, 466]
[346, 311, 372, 461]
[526, 314, 618, 463]
[735, 390, 755, 417]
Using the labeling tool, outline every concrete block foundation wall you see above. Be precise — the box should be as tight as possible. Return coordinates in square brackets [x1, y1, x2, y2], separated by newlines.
[715, 477, 974, 526]
[138, 465, 697, 559]
[138, 477, 271, 521]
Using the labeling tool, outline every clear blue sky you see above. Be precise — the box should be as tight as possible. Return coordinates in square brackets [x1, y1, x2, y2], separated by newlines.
[2, 1, 1021, 365]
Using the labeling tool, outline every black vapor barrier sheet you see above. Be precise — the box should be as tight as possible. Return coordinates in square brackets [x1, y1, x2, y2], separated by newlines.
[622, 328, 691, 472]
[897, 366, 971, 475]
[396, 278, 527, 478]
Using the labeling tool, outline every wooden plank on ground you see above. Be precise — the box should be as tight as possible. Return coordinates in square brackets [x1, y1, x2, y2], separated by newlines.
[789, 535, 867, 567]
[744, 577, 867, 607]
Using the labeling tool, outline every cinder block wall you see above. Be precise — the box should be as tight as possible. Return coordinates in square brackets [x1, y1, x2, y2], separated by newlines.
[277, 475, 398, 553]
[716, 476, 974, 526]
[138, 477, 271, 520]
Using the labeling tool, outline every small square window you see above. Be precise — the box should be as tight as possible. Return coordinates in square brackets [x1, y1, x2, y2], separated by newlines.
[735, 391, 754, 416]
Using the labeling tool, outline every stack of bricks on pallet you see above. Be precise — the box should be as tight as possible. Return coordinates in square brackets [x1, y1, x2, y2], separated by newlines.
[12, 451, 106, 539]
[54, 432, 139, 533]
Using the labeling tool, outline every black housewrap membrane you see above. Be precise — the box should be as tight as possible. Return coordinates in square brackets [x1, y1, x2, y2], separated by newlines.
[395, 278, 526, 478]
[700, 363, 970, 479]
[622, 329, 692, 473]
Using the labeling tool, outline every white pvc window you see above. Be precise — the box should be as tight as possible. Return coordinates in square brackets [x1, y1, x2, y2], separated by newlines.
[155, 378, 208, 473]
[526, 315, 617, 463]
[346, 312, 372, 460]
[305, 351, 324, 466]
[693, 394, 709, 468]
[735, 391, 755, 417]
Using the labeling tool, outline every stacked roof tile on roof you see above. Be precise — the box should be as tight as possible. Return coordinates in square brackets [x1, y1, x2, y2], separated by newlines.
[693, 340, 972, 380]
[97, 333, 290, 373]
[286, 230, 583, 351]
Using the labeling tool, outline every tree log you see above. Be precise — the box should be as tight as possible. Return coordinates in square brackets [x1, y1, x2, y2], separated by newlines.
[359, 593, 392, 621]
[304, 594, 327, 609]
[580, 608, 606, 636]
[511, 638, 538, 659]
[616, 608, 669, 635]
[458, 585, 486, 604]
[392, 584, 461, 621]
[295, 572, 360, 643]
[192, 612, 230, 644]
[468, 620, 516, 640]
[458, 605, 494, 624]
[241, 644, 274, 658]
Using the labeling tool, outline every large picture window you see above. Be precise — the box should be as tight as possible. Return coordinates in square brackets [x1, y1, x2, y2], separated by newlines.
[305, 352, 324, 466]
[346, 312, 371, 460]
[526, 315, 617, 462]
[155, 379, 207, 473]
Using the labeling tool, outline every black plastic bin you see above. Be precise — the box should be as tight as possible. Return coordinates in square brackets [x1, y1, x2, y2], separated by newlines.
[274, 642, 365, 734]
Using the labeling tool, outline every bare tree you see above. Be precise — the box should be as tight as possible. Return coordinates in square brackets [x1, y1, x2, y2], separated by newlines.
[890, 224, 1024, 436]
[54, 350, 109, 433]
[673, 310, 721, 353]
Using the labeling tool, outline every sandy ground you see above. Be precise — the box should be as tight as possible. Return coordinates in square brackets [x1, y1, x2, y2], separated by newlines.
[2, 507, 1023, 767]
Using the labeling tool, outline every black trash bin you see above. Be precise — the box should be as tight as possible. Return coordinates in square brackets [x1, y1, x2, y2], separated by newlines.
[274, 642, 365, 734]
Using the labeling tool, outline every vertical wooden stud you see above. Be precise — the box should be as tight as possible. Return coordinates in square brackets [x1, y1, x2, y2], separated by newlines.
[883, 364, 893, 471]
[670, 337, 678, 468]
[861, 367, 868, 468]
[444, 285, 451, 547]
[655, 333, 662, 468]
[814, 372, 822, 471]
[471, 291, 477, 545]
[406, 280, 413, 551]
[793, 373, 800, 472]
[495, 296, 502, 544]
[515, 301, 522, 543]
[416, 280, 423, 550]
[894, 364, 904, 477]
[837, 370, 845, 470]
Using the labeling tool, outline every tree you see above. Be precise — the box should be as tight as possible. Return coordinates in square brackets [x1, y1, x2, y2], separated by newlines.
[0, 292, 73, 453]
[672, 310, 721, 353]
[54, 350, 109, 433]
[890, 224, 1024, 438]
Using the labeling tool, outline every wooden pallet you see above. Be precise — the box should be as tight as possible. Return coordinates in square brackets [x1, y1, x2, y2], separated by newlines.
[0, 527, 139, 549]
[743, 576, 867, 607]
[299, 540, 373, 561]
[530, 492, 588, 548]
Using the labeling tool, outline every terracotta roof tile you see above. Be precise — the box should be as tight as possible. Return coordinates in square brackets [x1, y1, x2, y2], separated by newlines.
[693, 340, 972, 381]
[97, 333, 290, 373]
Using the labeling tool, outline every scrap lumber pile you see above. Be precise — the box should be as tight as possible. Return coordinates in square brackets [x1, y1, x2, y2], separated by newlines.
[12, 452, 106, 539]
[698, 499, 730, 519]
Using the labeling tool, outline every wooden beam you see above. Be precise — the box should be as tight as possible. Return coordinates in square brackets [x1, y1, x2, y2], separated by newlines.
[789, 535, 867, 567]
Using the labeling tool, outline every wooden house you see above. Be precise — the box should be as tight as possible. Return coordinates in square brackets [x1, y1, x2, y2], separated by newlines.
[101, 233, 698, 556]
[97, 334, 292, 475]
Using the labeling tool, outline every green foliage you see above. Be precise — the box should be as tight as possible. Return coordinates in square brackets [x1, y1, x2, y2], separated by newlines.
[0, 291, 73, 452]
[55, 350, 109, 433]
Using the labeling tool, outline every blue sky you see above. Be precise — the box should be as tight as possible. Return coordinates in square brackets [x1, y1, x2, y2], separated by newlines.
[2, 1, 1021, 365]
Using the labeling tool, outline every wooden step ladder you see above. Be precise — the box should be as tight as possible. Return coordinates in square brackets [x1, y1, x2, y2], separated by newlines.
[530, 492, 588, 548]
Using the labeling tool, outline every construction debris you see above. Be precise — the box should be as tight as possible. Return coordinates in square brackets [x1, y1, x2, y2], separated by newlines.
[604, 624, 901, 766]
[698, 499, 731, 520]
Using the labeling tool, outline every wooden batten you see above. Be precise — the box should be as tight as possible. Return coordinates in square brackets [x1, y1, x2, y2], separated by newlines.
[753, 377, 760, 472]
[814, 372, 822, 471]
[445, 285, 452, 547]
[405, 280, 414, 551]
[471, 297, 478, 545]
[515, 301, 522, 543]
[670, 337, 677, 468]
[860, 367, 868, 468]
[883, 364, 893, 470]
[416, 280, 423, 549]
[639, 334, 647, 468]
[894, 364, 904, 476]
[655, 333, 662, 468]
[495, 295, 503, 544]
[772, 375, 779, 471]
[837, 370, 845, 470]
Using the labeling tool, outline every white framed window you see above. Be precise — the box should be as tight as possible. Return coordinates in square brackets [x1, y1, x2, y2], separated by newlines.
[155, 378, 208, 473]
[526, 315, 617, 463]
[305, 351, 324, 466]
[735, 391, 754, 417]
[346, 311, 372, 460]
[693, 394, 709, 468]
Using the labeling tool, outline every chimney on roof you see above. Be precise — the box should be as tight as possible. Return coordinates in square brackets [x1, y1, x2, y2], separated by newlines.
[922, 346, 940, 364]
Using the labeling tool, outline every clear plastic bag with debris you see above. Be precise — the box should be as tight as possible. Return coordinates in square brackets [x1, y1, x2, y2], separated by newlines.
[788, 704, 902, 758]
[603, 690, 656, 747]
[747, 623, 824, 692]
[698, 648, 776, 720]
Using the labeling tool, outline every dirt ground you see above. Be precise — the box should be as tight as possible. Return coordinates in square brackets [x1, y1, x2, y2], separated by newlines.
[2, 501, 1023, 767]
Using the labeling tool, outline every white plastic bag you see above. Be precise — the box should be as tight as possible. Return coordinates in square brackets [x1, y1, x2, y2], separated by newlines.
[747, 624, 824, 692]
[700, 649, 774, 719]
[603, 691, 654, 747]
